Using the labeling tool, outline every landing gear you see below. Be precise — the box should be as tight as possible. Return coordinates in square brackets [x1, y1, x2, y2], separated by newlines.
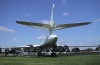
[51, 52, 56, 57]
[50, 47, 56, 57]
[38, 52, 42, 56]
[36, 46, 57, 57]
[35, 46, 43, 56]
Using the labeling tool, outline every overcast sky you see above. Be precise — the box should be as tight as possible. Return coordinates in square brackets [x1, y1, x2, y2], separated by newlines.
[0, 0, 100, 47]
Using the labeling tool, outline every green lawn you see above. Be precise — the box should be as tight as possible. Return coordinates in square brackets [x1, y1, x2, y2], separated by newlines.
[0, 54, 100, 65]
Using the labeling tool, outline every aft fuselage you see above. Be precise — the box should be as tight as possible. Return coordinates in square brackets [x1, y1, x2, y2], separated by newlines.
[40, 21, 57, 49]
[40, 34, 57, 48]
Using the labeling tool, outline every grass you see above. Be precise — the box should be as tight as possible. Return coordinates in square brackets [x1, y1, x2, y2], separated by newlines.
[0, 54, 100, 65]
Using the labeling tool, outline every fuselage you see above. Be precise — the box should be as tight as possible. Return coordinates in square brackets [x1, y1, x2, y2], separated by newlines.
[40, 34, 57, 49]
[40, 22, 57, 49]
[16, 4, 91, 54]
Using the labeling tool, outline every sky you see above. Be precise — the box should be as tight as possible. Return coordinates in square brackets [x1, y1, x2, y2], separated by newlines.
[0, 0, 100, 48]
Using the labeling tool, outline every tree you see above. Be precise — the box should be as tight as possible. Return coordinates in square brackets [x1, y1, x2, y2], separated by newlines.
[75, 48, 80, 52]
[71, 48, 80, 52]
[63, 45, 70, 52]
[5, 48, 9, 52]
[86, 48, 93, 52]
[96, 47, 99, 51]
[56, 46, 64, 52]
[71, 48, 75, 52]
[96, 45, 100, 52]
[0, 48, 2, 53]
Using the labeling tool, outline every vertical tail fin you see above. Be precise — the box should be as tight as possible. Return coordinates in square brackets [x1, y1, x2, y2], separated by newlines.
[50, 4, 54, 25]
[49, 4, 55, 35]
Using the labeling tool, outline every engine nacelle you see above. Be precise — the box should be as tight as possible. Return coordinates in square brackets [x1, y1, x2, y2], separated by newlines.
[56, 46, 64, 52]
[35, 46, 42, 52]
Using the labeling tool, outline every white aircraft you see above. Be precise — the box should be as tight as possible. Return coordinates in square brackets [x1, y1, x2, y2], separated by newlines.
[16, 4, 91, 56]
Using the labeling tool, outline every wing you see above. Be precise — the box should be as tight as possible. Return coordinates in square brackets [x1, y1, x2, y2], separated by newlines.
[54, 22, 91, 30]
[16, 21, 50, 30]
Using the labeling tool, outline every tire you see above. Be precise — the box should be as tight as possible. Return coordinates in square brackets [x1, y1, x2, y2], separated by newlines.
[38, 53, 42, 56]
[51, 53, 56, 57]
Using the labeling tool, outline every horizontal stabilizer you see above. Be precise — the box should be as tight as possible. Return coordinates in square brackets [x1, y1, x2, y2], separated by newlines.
[54, 22, 91, 30]
[16, 21, 50, 30]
